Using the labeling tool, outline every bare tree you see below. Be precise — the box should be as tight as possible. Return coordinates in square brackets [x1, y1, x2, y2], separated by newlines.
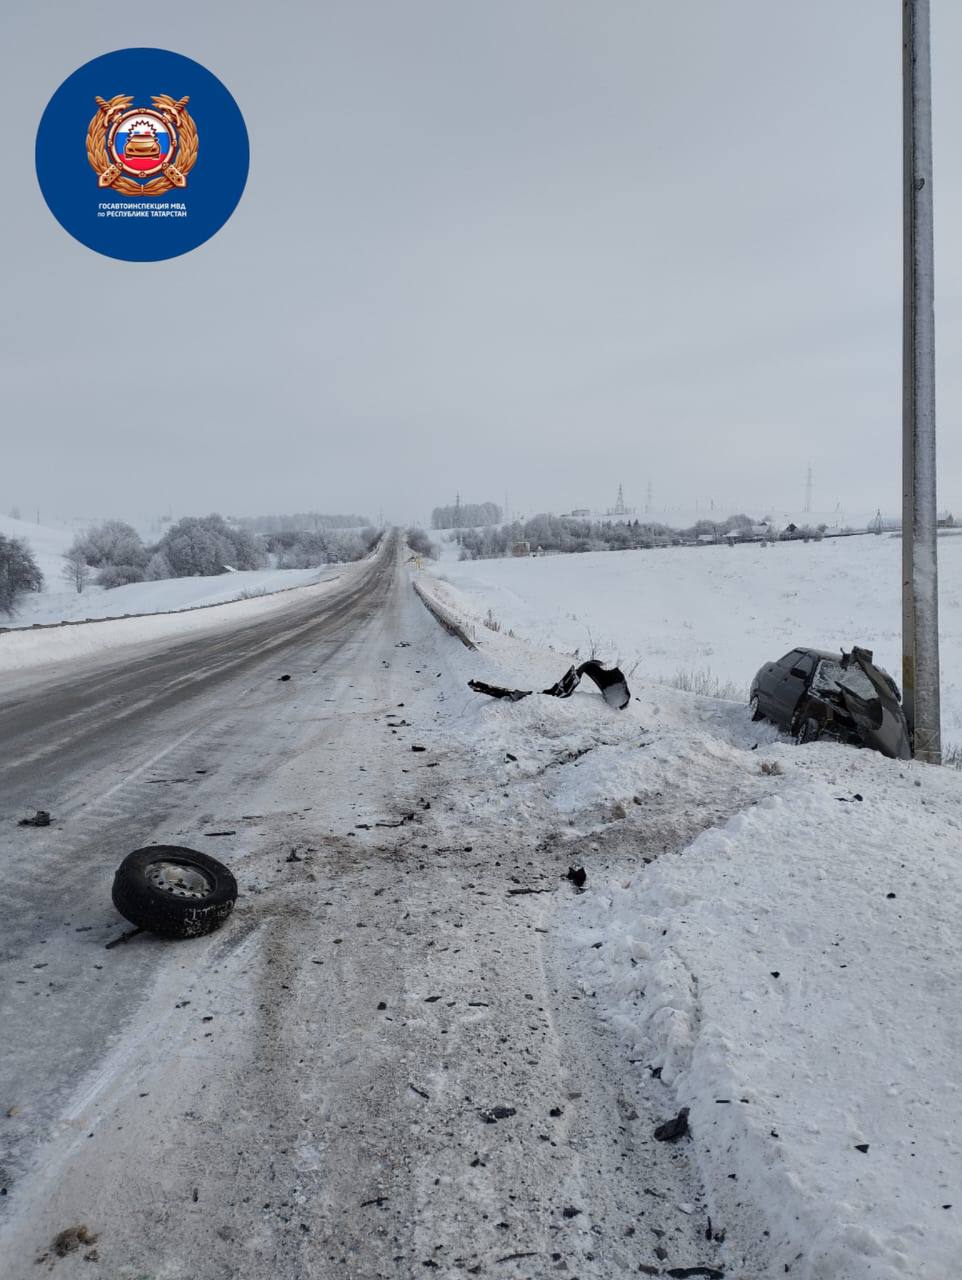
[61, 550, 92, 593]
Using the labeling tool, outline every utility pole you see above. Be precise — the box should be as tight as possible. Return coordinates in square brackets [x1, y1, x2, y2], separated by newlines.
[902, 0, 941, 763]
[804, 463, 813, 513]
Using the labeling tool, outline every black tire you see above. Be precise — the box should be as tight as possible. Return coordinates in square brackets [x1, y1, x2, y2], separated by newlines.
[112, 845, 237, 939]
[793, 705, 821, 745]
[749, 694, 764, 722]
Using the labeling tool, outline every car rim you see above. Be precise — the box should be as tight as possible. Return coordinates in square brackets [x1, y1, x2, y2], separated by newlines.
[146, 861, 214, 899]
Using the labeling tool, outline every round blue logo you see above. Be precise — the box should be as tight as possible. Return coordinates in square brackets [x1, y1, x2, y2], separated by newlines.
[36, 48, 249, 262]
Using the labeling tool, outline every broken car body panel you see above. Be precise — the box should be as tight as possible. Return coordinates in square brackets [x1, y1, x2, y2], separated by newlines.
[750, 645, 911, 759]
[469, 661, 630, 710]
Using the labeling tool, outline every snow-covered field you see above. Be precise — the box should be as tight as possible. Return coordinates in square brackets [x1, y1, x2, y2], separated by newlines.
[416, 552, 962, 1280]
[430, 532, 962, 753]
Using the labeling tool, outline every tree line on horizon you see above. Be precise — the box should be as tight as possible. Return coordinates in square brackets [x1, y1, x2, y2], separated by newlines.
[0, 514, 383, 615]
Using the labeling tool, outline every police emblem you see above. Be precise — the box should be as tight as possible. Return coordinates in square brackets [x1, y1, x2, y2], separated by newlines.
[86, 94, 198, 196]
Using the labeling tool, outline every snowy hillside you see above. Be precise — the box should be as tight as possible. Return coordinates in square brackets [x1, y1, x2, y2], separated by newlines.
[0, 514, 333, 630]
[429, 533, 962, 751]
[0, 514, 75, 584]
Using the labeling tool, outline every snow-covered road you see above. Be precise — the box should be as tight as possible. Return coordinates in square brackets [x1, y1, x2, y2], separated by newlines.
[0, 542, 724, 1279]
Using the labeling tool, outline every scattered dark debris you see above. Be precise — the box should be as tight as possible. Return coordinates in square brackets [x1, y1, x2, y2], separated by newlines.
[205, 830, 236, 837]
[411, 745, 427, 753]
[409, 1083, 430, 1100]
[479, 1105, 516, 1124]
[649, 1065, 663, 1079]
[855, 1143, 870, 1153]
[496, 1253, 538, 1264]
[361, 1196, 389, 1208]
[836, 794, 864, 803]
[469, 660, 630, 709]
[278, 674, 292, 682]
[886, 892, 896, 899]
[505, 752, 518, 762]
[507, 886, 552, 896]
[424, 995, 441, 1003]
[654, 1107, 690, 1142]
[18, 810, 51, 827]
[549, 1106, 563, 1118]
[562, 1206, 581, 1219]
[566, 866, 587, 889]
[286, 849, 303, 862]
[395, 641, 411, 648]
[104, 926, 144, 950]
[665, 1268, 725, 1279]
[770, 971, 780, 979]
[377, 1001, 387, 1010]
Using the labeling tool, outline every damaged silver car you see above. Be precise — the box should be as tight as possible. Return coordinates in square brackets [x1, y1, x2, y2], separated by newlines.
[749, 646, 911, 759]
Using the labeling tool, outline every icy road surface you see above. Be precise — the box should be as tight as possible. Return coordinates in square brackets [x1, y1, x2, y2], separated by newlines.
[0, 540, 725, 1280]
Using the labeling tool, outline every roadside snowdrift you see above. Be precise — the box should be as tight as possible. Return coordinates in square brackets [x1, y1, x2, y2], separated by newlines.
[414, 568, 962, 1280]
[0, 568, 351, 676]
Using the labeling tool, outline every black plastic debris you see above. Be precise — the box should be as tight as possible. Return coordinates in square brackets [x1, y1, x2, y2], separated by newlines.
[469, 660, 630, 711]
[18, 810, 51, 827]
[654, 1107, 690, 1142]
[278, 674, 292, 682]
[665, 1268, 725, 1279]
[479, 1105, 516, 1123]
[566, 866, 587, 889]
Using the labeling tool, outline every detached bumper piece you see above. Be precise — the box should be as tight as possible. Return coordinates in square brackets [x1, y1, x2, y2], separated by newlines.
[469, 660, 630, 711]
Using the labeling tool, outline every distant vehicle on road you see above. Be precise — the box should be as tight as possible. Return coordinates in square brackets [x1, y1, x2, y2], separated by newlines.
[750, 645, 911, 759]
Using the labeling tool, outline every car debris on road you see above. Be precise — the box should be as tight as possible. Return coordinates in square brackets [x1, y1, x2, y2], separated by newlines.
[18, 809, 52, 827]
[469, 660, 630, 710]
[750, 645, 911, 759]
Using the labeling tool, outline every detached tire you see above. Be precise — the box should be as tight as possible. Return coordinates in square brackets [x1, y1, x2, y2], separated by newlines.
[112, 846, 237, 939]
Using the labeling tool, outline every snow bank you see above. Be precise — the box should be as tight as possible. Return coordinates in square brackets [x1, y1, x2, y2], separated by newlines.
[571, 752, 962, 1278]
[0, 569, 348, 676]
[416, 566, 962, 1279]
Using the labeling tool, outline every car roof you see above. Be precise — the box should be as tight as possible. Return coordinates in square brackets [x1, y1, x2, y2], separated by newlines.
[784, 647, 841, 662]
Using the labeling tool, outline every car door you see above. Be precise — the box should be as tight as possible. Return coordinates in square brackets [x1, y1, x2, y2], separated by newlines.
[772, 650, 816, 726]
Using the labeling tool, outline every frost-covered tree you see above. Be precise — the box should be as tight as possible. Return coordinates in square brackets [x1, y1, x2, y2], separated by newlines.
[70, 521, 148, 571]
[406, 528, 438, 558]
[156, 514, 266, 577]
[0, 534, 44, 615]
[96, 563, 146, 589]
[61, 550, 92, 593]
[144, 550, 173, 581]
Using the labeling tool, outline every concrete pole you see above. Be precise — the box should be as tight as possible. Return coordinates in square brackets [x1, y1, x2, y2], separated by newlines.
[902, 0, 941, 763]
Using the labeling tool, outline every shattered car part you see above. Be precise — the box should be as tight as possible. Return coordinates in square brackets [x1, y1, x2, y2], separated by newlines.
[468, 660, 630, 711]
[112, 845, 238, 939]
[749, 646, 911, 759]
[18, 809, 52, 827]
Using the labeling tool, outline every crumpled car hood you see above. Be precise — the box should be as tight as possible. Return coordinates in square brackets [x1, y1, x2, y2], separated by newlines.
[820, 647, 912, 760]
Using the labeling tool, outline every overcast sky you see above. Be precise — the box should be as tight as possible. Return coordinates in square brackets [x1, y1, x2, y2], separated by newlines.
[3, 1, 961, 527]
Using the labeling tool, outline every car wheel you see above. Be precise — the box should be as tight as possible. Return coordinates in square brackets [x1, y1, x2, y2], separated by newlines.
[793, 706, 821, 745]
[749, 694, 764, 722]
[112, 845, 238, 939]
